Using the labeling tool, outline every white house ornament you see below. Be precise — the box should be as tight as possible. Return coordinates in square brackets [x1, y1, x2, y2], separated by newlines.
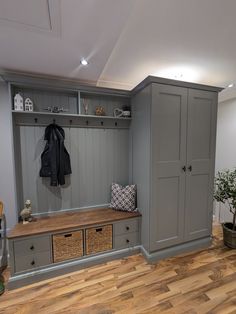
[24, 98, 34, 112]
[14, 93, 24, 111]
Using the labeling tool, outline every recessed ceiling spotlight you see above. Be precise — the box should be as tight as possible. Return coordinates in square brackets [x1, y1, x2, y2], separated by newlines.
[80, 58, 88, 66]
[154, 65, 201, 82]
[228, 83, 234, 88]
[174, 73, 183, 80]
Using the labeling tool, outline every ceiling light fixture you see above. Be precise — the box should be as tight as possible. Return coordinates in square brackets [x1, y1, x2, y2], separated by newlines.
[80, 58, 88, 66]
[227, 83, 234, 88]
[153, 65, 201, 82]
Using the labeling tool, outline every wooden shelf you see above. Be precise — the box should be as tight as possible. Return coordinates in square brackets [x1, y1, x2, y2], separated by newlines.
[78, 114, 131, 120]
[12, 111, 131, 129]
[12, 111, 131, 120]
[8, 208, 141, 239]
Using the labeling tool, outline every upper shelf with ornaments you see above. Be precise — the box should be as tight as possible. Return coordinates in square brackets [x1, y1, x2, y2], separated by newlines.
[10, 80, 131, 129]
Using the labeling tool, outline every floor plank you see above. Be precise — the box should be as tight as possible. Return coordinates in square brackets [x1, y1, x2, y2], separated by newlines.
[1, 225, 236, 314]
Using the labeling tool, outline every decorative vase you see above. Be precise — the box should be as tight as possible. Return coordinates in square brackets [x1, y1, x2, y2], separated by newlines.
[222, 223, 236, 248]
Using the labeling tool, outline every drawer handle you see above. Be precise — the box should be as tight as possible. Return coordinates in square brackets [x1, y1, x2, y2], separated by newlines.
[126, 239, 130, 243]
[126, 226, 130, 231]
[31, 260, 35, 266]
[30, 245, 34, 250]
[64, 234, 72, 238]
[96, 228, 103, 232]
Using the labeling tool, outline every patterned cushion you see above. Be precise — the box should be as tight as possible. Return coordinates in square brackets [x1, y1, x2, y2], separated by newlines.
[110, 183, 136, 212]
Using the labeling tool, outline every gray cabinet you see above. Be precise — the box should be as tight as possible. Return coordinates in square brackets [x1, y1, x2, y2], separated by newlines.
[113, 218, 140, 249]
[131, 77, 221, 259]
[185, 89, 218, 241]
[12, 235, 52, 273]
[8, 212, 141, 288]
[150, 84, 187, 251]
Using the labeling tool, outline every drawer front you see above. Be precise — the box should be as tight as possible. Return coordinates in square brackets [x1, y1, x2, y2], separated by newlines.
[15, 251, 51, 273]
[86, 224, 113, 255]
[114, 232, 139, 250]
[53, 230, 83, 263]
[114, 218, 139, 236]
[14, 235, 51, 256]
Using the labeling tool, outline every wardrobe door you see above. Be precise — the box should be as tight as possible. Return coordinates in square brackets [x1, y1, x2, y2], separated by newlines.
[150, 84, 188, 251]
[185, 89, 218, 241]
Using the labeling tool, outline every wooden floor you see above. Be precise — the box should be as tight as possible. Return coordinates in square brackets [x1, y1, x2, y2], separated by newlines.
[1, 225, 236, 314]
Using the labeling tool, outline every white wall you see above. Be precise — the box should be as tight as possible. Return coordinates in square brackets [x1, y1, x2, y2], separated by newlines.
[215, 97, 236, 222]
[0, 81, 17, 233]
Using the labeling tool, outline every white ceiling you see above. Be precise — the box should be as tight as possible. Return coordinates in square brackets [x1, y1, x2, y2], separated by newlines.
[0, 0, 236, 100]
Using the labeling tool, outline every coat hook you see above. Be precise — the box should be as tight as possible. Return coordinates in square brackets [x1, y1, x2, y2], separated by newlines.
[69, 119, 72, 125]
[34, 118, 38, 123]
[101, 121, 104, 126]
[115, 122, 118, 127]
[86, 120, 89, 125]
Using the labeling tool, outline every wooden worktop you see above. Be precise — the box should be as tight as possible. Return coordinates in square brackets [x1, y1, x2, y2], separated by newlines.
[8, 208, 141, 239]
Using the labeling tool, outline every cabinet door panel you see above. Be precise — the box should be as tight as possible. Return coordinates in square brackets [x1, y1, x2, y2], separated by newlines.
[185, 89, 217, 240]
[150, 84, 187, 251]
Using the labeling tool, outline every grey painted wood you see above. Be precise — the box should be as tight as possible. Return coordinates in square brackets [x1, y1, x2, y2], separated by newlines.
[141, 236, 212, 263]
[14, 235, 51, 256]
[8, 240, 15, 276]
[12, 123, 24, 216]
[132, 75, 223, 96]
[80, 93, 130, 116]
[2, 73, 131, 98]
[131, 79, 219, 256]
[113, 218, 139, 235]
[15, 251, 52, 273]
[15, 125, 129, 215]
[8, 246, 141, 290]
[150, 84, 188, 251]
[8, 215, 141, 287]
[13, 111, 131, 129]
[114, 232, 139, 249]
[131, 85, 151, 252]
[185, 89, 218, 241]
[12, 86, 78, 113]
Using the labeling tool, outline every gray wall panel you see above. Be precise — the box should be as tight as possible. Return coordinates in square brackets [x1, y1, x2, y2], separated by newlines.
[12, 87, 78, 114]
[131, 85, 151, 252]
[80, 93, 130, 116]
[17, 126, 129, 216]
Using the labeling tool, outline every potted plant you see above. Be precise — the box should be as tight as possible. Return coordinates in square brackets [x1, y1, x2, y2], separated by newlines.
[214, 169, 236, 248]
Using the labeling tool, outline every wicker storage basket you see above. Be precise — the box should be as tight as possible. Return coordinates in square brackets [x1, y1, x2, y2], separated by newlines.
[53, 230, 83, 263]
[86, 224, 112, 255]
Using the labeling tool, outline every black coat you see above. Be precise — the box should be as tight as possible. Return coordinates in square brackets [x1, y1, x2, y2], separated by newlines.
[40, 124, 72, 186]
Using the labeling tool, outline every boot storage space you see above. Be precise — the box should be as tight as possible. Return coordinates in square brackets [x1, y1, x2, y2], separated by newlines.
[113, 218, 140, 249]
[8, 208, 141, 275]
[52, 230, 84, 263]
[85, 225, 113, 255]
[13, 235, 51, 273]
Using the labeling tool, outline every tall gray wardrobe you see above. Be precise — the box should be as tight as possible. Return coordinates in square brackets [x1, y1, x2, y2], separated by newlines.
[131, 76, 222, 261]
